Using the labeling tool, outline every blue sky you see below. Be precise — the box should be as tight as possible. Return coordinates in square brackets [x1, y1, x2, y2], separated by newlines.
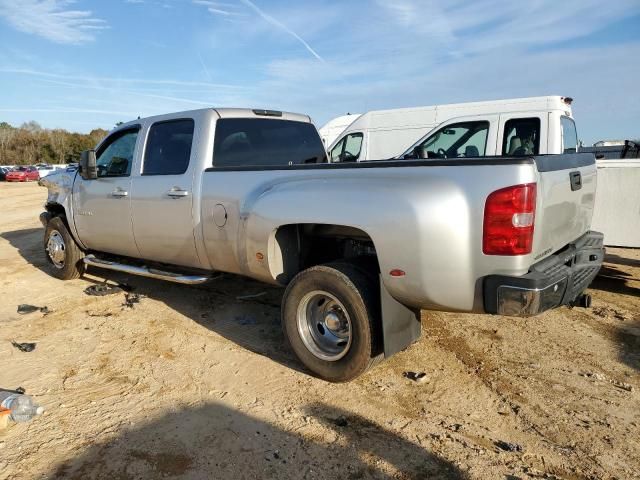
[0, 0, 639, 144]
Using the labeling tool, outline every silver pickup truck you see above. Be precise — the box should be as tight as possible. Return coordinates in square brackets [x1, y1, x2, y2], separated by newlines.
[39, 108, 604, 381]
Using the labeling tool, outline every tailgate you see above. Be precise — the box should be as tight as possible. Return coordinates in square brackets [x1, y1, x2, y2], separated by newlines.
[532, 153, 597, 260]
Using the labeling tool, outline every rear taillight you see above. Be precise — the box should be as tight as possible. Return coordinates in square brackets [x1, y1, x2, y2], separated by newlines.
[483, 183, 536, 255]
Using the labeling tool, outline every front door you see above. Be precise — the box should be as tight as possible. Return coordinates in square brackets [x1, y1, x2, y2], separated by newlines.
[72, 127, 141, 257]
[130, 118, 201, 268]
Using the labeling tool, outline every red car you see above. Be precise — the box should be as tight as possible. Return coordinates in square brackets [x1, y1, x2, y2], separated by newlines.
[5, 166, 40, 182]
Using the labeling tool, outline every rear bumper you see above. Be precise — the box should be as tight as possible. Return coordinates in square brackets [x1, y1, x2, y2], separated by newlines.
[483, 231, 605, 316]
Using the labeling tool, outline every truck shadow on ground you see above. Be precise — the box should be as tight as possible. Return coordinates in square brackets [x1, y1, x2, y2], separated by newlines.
[0, 227, 49, 270]
[82, 266, 308, 374]
[46, 401, 467, 480]
[591, 265, 639, 297]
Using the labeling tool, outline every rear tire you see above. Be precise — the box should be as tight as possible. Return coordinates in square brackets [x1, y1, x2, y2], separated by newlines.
[44, 216, 85, 280]
[282, 262, 381, 382]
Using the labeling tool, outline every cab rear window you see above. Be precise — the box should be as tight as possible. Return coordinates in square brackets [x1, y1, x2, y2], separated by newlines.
[212, 119, 327, 168]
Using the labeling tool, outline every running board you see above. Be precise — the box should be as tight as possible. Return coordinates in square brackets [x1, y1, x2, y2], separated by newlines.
[83, 254, 211, 285]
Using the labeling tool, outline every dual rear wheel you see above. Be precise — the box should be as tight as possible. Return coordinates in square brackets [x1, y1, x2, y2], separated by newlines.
[282, 262, 382, 382]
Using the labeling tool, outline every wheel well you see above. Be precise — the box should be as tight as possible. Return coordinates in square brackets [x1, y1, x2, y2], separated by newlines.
[45, 202, 66, 219]
[269, 224, 379, 285]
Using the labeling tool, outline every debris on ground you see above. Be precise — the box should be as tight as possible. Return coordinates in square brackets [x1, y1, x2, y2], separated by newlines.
[580, 371, 607, 381]
[403, 371, 430, 383]
[612, 380, 634, 392]
[122, 293, 144, 309]
[117, 282, 135, 292]
[17, 304, 51, 315]
[236, 292, 267, 300]
[84, 283, 123, 296]
[494, 440, 523, 452]
[10, 341, 36, 353]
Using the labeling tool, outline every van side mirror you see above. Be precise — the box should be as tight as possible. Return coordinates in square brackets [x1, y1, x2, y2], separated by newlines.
[79, 150, 97, 180]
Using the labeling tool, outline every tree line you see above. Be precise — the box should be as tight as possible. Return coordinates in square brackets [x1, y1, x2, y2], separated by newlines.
[0, 121, 109, 166]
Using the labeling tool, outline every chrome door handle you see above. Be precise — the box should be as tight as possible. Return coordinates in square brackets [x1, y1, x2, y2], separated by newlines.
[111, 190, 128, 197]
[167, 189, 189, 198]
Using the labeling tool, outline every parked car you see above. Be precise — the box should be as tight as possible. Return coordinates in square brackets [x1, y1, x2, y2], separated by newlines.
[5, 166, 40, 182]
[39, 107, 603, 382]
[327, 96, 577, 162]
[0, 166, 13, 181]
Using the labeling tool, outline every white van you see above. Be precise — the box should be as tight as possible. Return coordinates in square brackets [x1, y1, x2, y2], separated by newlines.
[318, 113, 360, 147]
[327, 96, 578, 162]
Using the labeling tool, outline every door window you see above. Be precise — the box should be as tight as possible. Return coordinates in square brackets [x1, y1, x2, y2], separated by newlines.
[330, 133, 363, 162]
[502, 118, 541, 156]
[143, 119, 194, 175]
[95, 128, 139, 177]
[412, 121, 489, 159]
[561, 116, 578, 153]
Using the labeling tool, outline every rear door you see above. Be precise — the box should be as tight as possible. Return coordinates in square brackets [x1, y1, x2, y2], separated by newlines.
[130, 117, 201, 268]
[497, 114, 546, 156]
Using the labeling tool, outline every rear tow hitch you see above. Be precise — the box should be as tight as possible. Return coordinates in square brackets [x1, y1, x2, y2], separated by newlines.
[572, 293, 592, 309]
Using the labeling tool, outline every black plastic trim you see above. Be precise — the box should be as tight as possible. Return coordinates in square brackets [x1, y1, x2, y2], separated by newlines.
[532, 153, 595, 172]
[204, 156, 535, 172]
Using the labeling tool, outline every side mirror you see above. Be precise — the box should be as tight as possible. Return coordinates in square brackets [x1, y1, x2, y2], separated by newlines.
[79, 150, 97, 180]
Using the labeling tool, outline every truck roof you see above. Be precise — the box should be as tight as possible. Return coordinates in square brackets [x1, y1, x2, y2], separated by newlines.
[114, 108, 312, 132]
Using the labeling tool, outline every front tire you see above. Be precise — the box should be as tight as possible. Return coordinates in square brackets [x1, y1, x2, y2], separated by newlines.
[282, 262, 381, 382]
[44, 216, 85, 280]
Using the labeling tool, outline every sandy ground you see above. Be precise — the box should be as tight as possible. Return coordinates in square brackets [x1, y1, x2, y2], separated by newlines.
[0, 181, 638, 480]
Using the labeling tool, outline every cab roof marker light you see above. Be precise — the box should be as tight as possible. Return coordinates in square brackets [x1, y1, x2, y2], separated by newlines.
[252, 109, 282, 117]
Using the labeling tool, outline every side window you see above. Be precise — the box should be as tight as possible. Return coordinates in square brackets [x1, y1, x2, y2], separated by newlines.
[330, 137, 345, 162]
[143, 119, 194, 175]
[414, 121, 489, 159]
[502, 118, 541, 156]
[95, 128, 139, 177]
[213, 118, 327, 168]
[330, 133, 363, 162]
[561, 116, 578, 153]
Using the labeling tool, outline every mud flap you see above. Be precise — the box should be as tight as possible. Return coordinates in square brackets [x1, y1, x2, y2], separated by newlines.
[380, 277, 421, 358]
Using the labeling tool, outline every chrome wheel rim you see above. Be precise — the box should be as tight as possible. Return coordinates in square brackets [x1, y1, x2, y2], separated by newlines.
[46, 230, 66, 268]
[296, 290, 352, 361]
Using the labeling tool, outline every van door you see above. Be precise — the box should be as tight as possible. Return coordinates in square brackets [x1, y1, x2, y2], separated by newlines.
[497, 114, 546, 156]
[130, 118, 201, 268]
[72, 127, 141, 257]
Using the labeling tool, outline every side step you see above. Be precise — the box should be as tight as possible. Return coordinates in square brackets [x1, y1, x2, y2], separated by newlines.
[83, 254, 211, 285]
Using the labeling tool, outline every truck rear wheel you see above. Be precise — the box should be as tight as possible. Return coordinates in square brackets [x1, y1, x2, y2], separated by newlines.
[281, 262, 381, 382]
[44, 217, 85, 280]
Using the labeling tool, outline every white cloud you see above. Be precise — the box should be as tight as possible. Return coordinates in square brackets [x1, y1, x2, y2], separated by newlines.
[238, 0, 323, 61]
[0, 0, 107, 44]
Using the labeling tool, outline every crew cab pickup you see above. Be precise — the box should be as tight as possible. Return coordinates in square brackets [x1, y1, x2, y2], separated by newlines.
[39, 108, 604, 382]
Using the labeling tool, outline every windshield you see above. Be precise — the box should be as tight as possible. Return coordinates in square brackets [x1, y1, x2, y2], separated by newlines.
[404, 121, 489, 159]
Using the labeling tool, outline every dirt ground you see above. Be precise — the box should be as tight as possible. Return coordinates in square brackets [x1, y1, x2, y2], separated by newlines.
[0, 181, 638, 480]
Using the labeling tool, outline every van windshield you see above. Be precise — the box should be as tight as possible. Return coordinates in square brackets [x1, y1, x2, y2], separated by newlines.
[404, 121, 489, 159]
